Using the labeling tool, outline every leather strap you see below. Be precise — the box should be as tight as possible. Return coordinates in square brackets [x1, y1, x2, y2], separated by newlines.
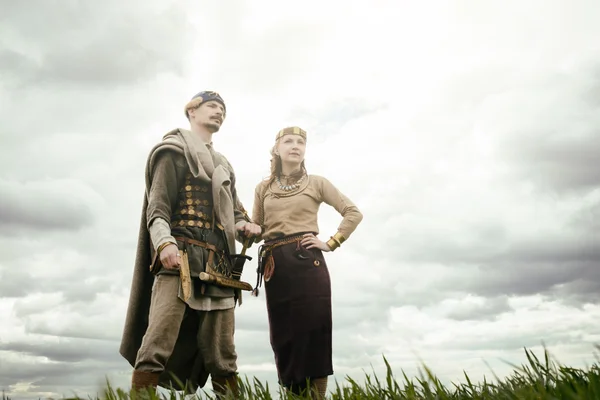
[173, 236, 219, 253]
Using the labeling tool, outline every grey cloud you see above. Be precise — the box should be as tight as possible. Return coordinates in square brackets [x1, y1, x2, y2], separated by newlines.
[288, 98, 388, 138]
[412, 252, 600, 304]
[582, 68, 600, 106]
[500, 129, 600, 193]
[443, 244, 600, 300]
[444, 296, 512, 322]
[2, 270, 101, 303]
[0, 339, 120, 364]
[0, 353, 126, 400]
[235, 330, 277, 366]
[0, 50, 37, 87]
[0, 1, 191, 88]
[203, 18, 337, 93]
[447, 327, 584, 353]
[334, 300, 395, 332]
[60, 283, 101, 303]
[13, 297, 62, 320]
[569, 199, 600, 233]
[331, 267, 408, 330]
[371, 186, 600, 305]
[234, 302, 271, 333]
[0, 356, 82, 384]
[506, 235, 600, 264]
[490, 66, 600, 193]
[0, 178, 95, 233]
[393, 286, 453, 310]
[405, 228, 599, 266]
[547, 277, 600, 306]
[0, 267, 30, 298]
[420, 59, 600, 195]
[332, 327, 387, 367]
[21, 307, 124, 342]
[23, 324, 119, 344]
[0, 233, 134, 305]
[437, 65, 521, 113]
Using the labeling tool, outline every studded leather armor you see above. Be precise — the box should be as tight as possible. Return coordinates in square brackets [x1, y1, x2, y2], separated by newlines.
[170, 172, 214, 229]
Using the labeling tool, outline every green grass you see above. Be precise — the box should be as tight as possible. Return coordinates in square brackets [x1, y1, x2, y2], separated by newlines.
[32, 346, 600, 399]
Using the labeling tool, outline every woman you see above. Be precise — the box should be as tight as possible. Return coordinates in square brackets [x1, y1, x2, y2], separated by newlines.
[251, 126, 363, 398]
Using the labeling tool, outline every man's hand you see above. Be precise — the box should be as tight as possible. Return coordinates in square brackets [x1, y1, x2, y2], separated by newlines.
[159, 243, 181, 270]
[237, 222, 262, 238]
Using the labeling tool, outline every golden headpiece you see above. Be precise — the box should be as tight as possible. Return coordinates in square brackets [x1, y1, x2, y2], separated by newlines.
[275, 126, 307, 141]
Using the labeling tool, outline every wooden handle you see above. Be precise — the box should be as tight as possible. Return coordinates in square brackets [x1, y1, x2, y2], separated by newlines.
[199, 272, 253, 291]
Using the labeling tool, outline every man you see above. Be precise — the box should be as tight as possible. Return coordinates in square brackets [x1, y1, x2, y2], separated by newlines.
[119, 91, 261, 397]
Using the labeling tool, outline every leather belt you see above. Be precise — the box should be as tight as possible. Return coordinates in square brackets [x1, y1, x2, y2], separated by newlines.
[174, 236, 220, 253]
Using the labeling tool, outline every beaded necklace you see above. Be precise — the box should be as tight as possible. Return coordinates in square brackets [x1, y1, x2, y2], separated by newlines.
[276, 173, 306, 192]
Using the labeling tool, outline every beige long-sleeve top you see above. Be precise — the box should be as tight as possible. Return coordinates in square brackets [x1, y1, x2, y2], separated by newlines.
[252, 174, 363, 243]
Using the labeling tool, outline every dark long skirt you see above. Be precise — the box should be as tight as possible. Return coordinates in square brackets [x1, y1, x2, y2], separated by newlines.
[263, 234, 333, 390]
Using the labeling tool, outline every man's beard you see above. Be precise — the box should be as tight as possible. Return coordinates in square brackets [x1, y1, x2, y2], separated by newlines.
[203, 121, 221, 133]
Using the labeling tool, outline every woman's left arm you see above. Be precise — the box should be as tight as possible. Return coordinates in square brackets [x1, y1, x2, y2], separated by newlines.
[318, 176, 364, 251]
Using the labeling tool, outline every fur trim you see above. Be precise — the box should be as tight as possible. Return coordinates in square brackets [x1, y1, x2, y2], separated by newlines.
[184, 97, 204, 118]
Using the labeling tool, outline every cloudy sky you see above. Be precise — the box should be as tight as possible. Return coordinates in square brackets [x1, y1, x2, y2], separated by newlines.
[1, 0, 600, 398]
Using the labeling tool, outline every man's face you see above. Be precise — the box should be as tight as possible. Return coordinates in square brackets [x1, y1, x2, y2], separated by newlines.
[189, 100, 225, 133]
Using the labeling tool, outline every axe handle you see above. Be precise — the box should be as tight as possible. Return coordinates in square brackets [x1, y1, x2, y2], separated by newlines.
[199, 272, 253, 291]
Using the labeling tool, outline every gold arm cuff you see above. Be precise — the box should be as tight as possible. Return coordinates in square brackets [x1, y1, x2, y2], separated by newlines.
[326, 232, 346, 251]
[326, 238, 338, 251]
[332, 231, 346, 245]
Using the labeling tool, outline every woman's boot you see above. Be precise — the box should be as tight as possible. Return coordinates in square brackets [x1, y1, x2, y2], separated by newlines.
[311, 377, 328, 399]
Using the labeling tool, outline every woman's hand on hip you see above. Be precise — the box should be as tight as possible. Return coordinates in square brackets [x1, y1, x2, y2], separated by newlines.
[301, 233, 331, 252]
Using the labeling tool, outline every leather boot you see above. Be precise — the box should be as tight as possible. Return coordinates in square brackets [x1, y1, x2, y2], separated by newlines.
[211, 374, 239, 398]
[131, 370, 160, 393]
[311, 377, 328, 399]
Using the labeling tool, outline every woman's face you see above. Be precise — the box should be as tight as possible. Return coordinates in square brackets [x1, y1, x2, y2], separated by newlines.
[277, 134, 306, 164]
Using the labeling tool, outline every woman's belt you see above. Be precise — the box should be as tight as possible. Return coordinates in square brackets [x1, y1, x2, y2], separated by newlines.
[263, 232, 307, 248]
[251, 232, 315, 297]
